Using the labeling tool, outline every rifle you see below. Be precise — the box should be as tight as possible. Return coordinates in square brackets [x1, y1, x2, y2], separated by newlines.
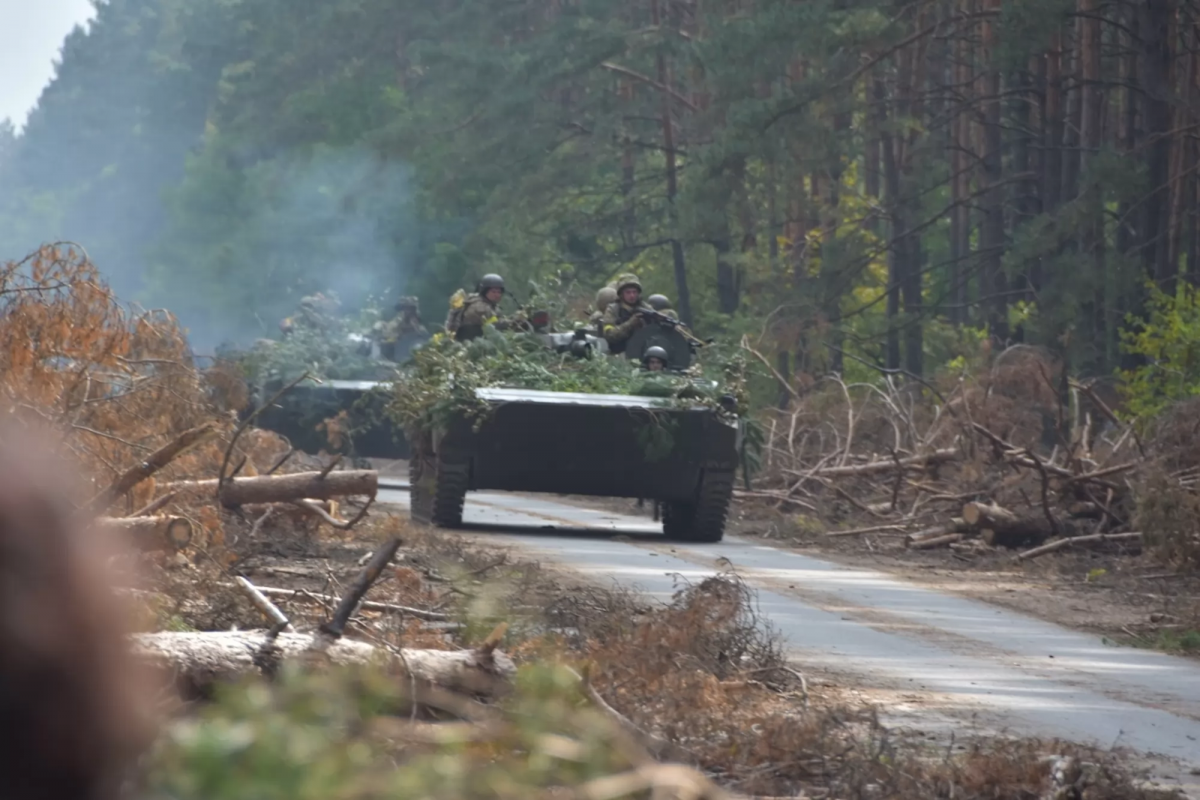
[635, 308, 709, 347]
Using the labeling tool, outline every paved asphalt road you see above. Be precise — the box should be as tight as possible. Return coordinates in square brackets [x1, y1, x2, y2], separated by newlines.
[376, 481, 1200, 793]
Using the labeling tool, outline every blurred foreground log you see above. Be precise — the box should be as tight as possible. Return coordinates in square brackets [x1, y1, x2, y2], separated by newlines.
[97, 515, 193, 551]
[132, 631, 514, 697]
[163, 470, 377, 507]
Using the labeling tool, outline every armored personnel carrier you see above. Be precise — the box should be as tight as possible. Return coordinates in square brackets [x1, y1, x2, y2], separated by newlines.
[406, 318, 740, 543]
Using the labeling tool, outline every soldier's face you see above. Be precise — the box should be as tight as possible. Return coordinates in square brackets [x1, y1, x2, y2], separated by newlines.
[648, 359, 665, 371]
[486, 288, 503, 303]
[621, 287, 640, 304]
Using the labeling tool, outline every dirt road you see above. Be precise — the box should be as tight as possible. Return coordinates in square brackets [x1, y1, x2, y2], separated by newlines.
[376, 481, 1200, 794]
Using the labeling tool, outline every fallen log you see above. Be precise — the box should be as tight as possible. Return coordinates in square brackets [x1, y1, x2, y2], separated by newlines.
[962, 502, 1092, 549]
[903, 518, 970, 548]
[1016, 532, 1143, 561]
[906, 533, 964, 550]
[162, 470, 377, 507]
[132, 631, 514, 697]
[96, 515, 193, 551]
[788, 448, 958, 479]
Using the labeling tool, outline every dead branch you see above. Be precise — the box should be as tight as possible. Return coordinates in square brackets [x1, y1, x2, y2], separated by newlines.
[234, 576, 294, 633]
[223, 584, 451, 622]
[130, 490, 179, 518]
[81, 422, 217, 516]
[163, 470, 378, 507]
[570, 665, 694, 764]
[292, 497, 375, 530]
[903, 518, 970, 547]
[785, 448, 957, 479]
[905, 533, 964, 550]
[218, 372, 313, 493]
[320, 535, 403, 639]
[827, 523, 909, 537]
[1016, 532, 1143, 561]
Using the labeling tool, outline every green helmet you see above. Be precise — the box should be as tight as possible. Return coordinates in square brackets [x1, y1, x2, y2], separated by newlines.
[477, 274, 505, 293]
[646, 294, 671, 311]
[614, 273, 642, 295]
[596, 286, 618, 312]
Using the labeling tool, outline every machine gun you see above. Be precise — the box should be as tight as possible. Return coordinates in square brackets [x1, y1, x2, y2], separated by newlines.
[635, 308, 709, 349]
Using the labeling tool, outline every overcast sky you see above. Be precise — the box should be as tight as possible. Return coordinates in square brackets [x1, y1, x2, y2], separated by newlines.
[0, 0, 98, 129]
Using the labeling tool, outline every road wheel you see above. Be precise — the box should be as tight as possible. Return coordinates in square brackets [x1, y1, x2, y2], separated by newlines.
[662, 471, 733, 544]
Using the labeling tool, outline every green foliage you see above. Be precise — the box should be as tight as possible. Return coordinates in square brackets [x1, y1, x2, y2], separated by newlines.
[1118, 282, 1200, 419]
[142, 663, 643, 800]
[385, 330, 746, 445]
[239, 300, 394, 383]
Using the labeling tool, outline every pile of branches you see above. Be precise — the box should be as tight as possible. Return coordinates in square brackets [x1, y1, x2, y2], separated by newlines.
[747, 345, 1177, 563]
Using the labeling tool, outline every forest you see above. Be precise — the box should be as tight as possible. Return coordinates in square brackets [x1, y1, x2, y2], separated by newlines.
[2, 0, 1200, 402]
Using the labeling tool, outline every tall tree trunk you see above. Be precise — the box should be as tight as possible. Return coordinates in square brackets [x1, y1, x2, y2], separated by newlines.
[950, 10, 973, 322]
[1140, 0, 1175, 290]
[1078, 0, 1105, 370]
[980, 1, 1008, 341]
[651, 0, 692, 325]
[1044, 29, 1065, 216]
[877, 74, 903, 371]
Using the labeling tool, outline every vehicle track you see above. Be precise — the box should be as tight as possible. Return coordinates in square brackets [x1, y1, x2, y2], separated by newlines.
[377, 482, 1200, 794]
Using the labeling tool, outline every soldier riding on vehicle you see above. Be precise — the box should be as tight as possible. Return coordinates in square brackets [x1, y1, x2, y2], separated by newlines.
[374, 296, 428, 360]
[641, 345, 669, 372]
[445, 273, 512, 342]
[280, 292, 341, 337]
[646, 294, 678, 320]
[600, 273, 654, 355]
[589, 285, 618, 335]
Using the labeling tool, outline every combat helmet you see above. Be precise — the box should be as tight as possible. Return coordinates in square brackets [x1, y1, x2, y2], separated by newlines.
[477, 274, 505, 293]
[646, 294, 671, 311]
[396, 296, 419, 311]
[595, 285, 618, 313]
[614, 273, 642, 295]
[642, 345, 669, 369]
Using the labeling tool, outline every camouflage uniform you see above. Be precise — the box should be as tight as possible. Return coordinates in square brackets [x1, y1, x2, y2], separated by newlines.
[588, 285, 618, 334]
[600, 273, 653, 355]
[374, 297, 428, 359]
[446, 274, 509, 342]
[280, 292, 341, 336]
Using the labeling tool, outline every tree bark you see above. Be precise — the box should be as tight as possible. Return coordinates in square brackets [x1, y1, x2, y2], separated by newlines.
[1015, 531, 1143, 560]
[651, 0, 692, 326]
[163, 470, 377, 507]
[97, 516, 193, 552]
[963, 502, 1093, 548]
[132, 631, 514, 698]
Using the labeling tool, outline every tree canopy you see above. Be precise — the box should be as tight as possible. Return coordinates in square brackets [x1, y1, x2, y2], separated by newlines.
[4, 0, 1200, 397]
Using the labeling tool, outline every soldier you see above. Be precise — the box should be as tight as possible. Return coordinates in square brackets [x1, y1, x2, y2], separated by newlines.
[588, 285, 618, 334]
[600, 273, 653, 355]
[642, 345, 669, 372]
[646, 293, 679, 320]
[446, 273, 510, 342]
[373, 296, 428, 360]
[280, 292, 341, 337]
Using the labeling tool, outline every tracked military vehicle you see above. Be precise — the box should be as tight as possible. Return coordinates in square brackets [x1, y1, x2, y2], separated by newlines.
[407, 317, 740, 543]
